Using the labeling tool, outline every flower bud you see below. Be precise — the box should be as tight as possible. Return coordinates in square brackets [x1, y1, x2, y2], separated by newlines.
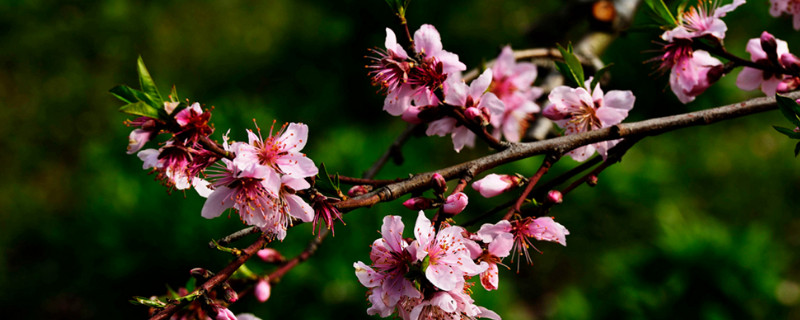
[781, 53, 800, 74]
[431, 173, 447, 194]
[542, 104, 566, 121]
[443, 192, 468, 215]
[587, 174, 598, 187]
[221, 282, 238, 303]
[465, 107, 488, 126]
[257, 249, 284, 263]
[761, 31, 779, 64]
[255, 279, 271, 302]
[471, 174, 522, 198]
[402, 197, 433, 210]
[190, 268, 213, 279]
[215, 307, 237, 320]
[546, 190, 563, 205]
[347, 185, 372, 197]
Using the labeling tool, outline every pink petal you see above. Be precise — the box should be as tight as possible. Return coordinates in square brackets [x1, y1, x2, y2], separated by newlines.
[384, 28, 408, 59]
[431, 292, 458, 313]
[127, 129, 152, 154]
[280, 123, 309, 153]
[469, 69, 493, 98]
[381, 215, 406, 253]
[444, 77, 468, 106]
[478, 93, 506, 120]
[476, 220, 512, 242]
[746, 38, 767, 61]
[450, 125, 475, 153]
[471, 174, 512, 198]
[413, 211, 435, 260]
[285, 193, 313, 222]
[353, 261, 381, 288]
[736, 67, 764, 91]
[137, 148, 160, 169]
[414, 24, 443, 56]
[425, 117, 457, 137]
[383, 85, 413, 116]
[201, 186, 235, 219]
[492, 46, 515, 75]
[567, 144, 595, 162]
[480, 263, 500, 291]
[442, 192, 468, 214]
[278, 155, 318, 178]
[488, 232, 514, 258]
[715, 0, 746, 17]
[425, 263, 459, 291]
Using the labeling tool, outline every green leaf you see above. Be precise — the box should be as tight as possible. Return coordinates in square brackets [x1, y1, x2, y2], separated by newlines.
[590, 63, 614, 90]
[119, 101, 161, 119]
[130, 296, 167, 308]
[169, 85, 179, 102]
[773, 126, 800, 139]
[776, 94, 800, 127]
[644, 0, 677, 27]
[137, 56, 162, 103]
[109, 85, 139, 104]
[316, 163, 340, 194]
[795, 141, 800, 157]
[556, 43, 585, 88]
[554, 61, 581, 88]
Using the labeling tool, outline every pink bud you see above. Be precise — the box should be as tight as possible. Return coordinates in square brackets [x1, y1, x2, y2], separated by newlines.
[431, 173, 447, 194]
[347, 185, 372, 197]
[216, 307, 237, 320]
[255, 279, 271, 303]
[587, 174, 598, 187]
[546, 190, 563, 204]
[402, 197, 433, 210]
[542, 104, 566, 121]
[257, 249, 284, 263]
[471, 174, 521, 198]
[465, 107, 487, 125]
[781, 53, 800, 68]
[443, 192, 468, 215]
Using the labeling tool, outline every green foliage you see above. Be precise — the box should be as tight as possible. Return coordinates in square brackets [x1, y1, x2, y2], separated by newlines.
[137, 56, 163, 103]
[555, 43, 585, 88]
[643, 0, 677, 27]
[773, 95, 800, 156]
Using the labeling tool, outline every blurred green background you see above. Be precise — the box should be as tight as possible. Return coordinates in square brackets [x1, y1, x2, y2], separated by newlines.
[2, 0, 800, 319]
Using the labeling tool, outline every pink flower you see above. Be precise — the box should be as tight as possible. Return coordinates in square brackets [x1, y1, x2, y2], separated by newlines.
[137, 142, 215, 192]
[661, 0, 745, 42]
[232, 122, 318, 179]
[669, 50, 724, 103]
[354, 215, 421, 314]
[471, 174, 521, 198]
[174, 102, 213, 146]
[381, 24, 466, 118]
[368, 28, 412, 96]
[310, 192, 344, 235]
[475, 233, 513, 291]
[126, 117, 160, 155]
[490, 46, 543, 142]
[543, 80, 635, 162]
[397, 282, 501, 320]
[442, 192, 468, 215]
[426, 69, 505, 152]
[254, 279, 271, 303]
[736, 32, 793, 96]
[412, 212, 487, 291]
[770, 0, 800, 30]
[201, 158, 280, 227]
[478, 217, 569, 268]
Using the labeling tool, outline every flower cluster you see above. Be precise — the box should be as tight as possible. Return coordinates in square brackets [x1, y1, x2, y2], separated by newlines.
[369, 25, 542, 151]
[737, 31, 800, 95]
[354, 212, 569, 319]
[201, 122, 319, 241]
[133, 101, 218, 193]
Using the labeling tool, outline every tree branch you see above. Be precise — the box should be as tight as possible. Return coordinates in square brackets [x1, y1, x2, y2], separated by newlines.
[334, 91, 800, 211]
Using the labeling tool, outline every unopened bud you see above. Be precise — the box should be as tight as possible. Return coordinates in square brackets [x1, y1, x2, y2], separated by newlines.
[347, 185, 372, 197]
[215, 306, 237, 320]
[781, 53, 800, 74]
[431, 173, 447, 194]
[443, 192, 468, 215]
[546, 190, 563, 205]
[221, 282, 238, 303]
[255, 279, 271, 303]
[257, 248, 284, 263]
[190, 268, 213, 279]
[587, 175, 598, 187]
[403, 197, 433, 210]
[464, 107, 488, 126]
[706, 64, 725, 84]
[761, 31, 779, 64]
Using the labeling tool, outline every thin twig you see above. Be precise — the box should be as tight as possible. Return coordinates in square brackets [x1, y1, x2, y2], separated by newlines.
[560, 137, 642, 196]
[503, 154, 560, 220]
[209, 227, 260, 248]
[335, 175, 406, 187]
[363, 123, 419, 180]
[267, 229, 329, 283]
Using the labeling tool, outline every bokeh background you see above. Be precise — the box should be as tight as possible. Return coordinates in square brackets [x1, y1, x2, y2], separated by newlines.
[2, 0, 800, 319]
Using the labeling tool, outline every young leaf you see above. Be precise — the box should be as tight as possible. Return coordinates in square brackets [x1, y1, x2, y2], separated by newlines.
[555, 43, 585, 88]
[590, 63, 614, 90]
[772, 126, 800, 139]
[137, 56, 163, 103]
[316, 163, 340, 193]
[185, 277, 196, 293]
[776, 94, 800, 127]
[169, 85, 179, 103]
[644, 0, 677, 27]
[109, 85, 140, 104]
[130, 296, 167, 308]
[119, 101, 161, 119]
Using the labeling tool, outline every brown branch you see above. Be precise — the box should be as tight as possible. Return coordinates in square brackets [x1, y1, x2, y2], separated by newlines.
[561, 137, 642, 196]
[334, 91, 800, 212]
[267, 229, 329, 283]
[335, 175, 406, 187]
[150, 235, 268, 320]
[444, 106, 509, 151]
[503, 154, 560, 220]
[209, 226, 259, 248]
